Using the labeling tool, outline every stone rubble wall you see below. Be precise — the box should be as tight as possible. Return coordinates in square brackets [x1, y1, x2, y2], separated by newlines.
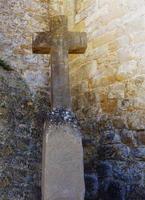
[1, 0, 145, 198]
[64, 1, 145, 199]
[0, 0, 50, 92]
[64, 0, 145, 134]
[0, 0, 144, 128]
[0, 66, 42, 200]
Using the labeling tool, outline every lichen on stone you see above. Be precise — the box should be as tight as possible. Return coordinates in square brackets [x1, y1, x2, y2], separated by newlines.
[47, 107, 80, 128]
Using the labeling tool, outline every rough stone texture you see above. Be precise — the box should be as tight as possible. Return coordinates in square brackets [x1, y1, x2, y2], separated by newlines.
[1, 0, 145, 199]
[63, 0, 145, 132]
[33, 15, 87, 109]
[64, 0, 145, 130]
[0, 0, 50, 92]
[0, 65, 50, 200]
[0, 1, 144, 125]
[100, 131, 145, 199]
[49, 0, 65, 16]
[83, 126, 145, 199]
[84, 173, 98, 200]
[63, 1, 145, 199]
[42, 118, 85, 200]
[47, 108, 79, 128]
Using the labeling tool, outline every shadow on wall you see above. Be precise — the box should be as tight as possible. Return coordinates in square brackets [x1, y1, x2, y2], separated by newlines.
[67, 1, 145, 199]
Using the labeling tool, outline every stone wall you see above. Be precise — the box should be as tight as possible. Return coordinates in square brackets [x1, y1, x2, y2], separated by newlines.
[0, 0, 50, 92]
[1, 0, 144, 128]
[0, 65, 41, 200]
[1, 0, 145, 198]
[64, 1, 145, 199]
[64, 0, 145, 134]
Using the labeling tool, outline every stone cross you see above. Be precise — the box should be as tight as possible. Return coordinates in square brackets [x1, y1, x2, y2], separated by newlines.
[32, 15, 87, 109]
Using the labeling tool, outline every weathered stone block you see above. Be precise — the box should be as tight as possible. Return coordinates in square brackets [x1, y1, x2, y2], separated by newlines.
[42, 122, 85, 200]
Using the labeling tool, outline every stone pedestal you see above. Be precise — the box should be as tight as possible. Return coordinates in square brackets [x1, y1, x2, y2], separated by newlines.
[42, 120, 85, 200]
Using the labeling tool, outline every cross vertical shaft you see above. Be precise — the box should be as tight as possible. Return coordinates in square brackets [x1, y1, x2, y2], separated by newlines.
[50, 16, 71, 108]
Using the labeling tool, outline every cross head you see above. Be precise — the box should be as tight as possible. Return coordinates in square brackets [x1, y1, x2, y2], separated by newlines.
[32, 15, 87, 109]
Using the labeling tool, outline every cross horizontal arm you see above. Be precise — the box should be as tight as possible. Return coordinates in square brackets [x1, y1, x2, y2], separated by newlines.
[68, 32, 87, 54]
[32, 32, 51, 54]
